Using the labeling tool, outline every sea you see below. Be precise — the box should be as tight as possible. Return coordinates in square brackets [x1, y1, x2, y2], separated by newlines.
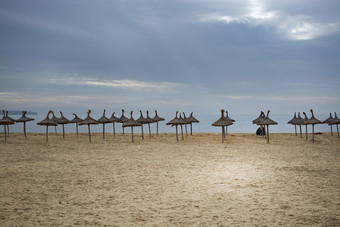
[1, 112, 335, 134]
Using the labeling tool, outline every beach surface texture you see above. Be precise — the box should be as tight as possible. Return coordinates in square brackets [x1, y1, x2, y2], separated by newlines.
[0, 133, 339, 226]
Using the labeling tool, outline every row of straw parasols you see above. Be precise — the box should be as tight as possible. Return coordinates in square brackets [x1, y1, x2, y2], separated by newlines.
[287, 110, 340, 142]
[0, 110, 34, 142]
[166, 111, 199, 143]
[35, 109, 166, 142]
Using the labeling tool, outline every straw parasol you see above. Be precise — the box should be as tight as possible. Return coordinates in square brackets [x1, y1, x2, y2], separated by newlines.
[37, 110, 58, 142]
[97, 109, 111, 139]
[79, 110, 98, 142]
[15, 111, 34, 139]
[70, 113, 83, 137]
[136, 110, 147, 140]
[109, 112, 119, 136]
[5, 111, 15, 136]
[253, 111, 266, 137]
[328, 112, 340, 138]
[323, 113, 334, 136]
[145, 111, 154, 138]
[56, 111, 70, 140]
[212, 109, 233, 143]
[166, 111, 186, 143]
[178, 113, 186, 140]
[182, 113, 189, 137]
[287, 112, 298, 136]
[186, 112, 199, 135]
[50, 111, 60, 135]
[296, 112, 304, 138]
[257, 110, 278, 143]
[225, 111, 235, 136]
[0, 110, 15, 142]
[302, 112, 310, 140]
[122, 111, 142, 143]
[152, 110, 165, 135]
[307, 109, 323, 143]
[118, 109, 129, 135]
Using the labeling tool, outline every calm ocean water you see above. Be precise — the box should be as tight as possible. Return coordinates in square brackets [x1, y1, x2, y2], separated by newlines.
[1, 112, 334, 134]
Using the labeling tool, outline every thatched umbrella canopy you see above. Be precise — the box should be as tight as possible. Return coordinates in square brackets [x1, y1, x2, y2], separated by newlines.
[287, 112, 299, 136]
[323, 112, 334, 136]
[37, 110, 58, 142]
[15, 111, 34, 139]
[0, 110, 15, 142]
[253, 111, 266, 137]
[328, 112, 340, 138]
[118, 109, 129, 135]
[185, 112, 199, 135]
[166, 111, 186, 143]
[212, 109, 233, 143]
[123, 111, 142, 143]
[136, 110, 147, 140]
[257, 110, 278, 143]
[97, 109, 111, 139]
[79, 110, 98, 142]
[56, 111, 70, 140]
[109, 112, 119, 136]
[152, 110, 165, 135]
[70, 113, 83, 137]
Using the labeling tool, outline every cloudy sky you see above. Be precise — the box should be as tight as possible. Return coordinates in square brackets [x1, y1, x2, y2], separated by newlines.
[1, 0, 339, 116]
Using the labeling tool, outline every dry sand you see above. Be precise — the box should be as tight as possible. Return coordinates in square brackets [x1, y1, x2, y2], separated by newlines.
[0, 132, 339, 226]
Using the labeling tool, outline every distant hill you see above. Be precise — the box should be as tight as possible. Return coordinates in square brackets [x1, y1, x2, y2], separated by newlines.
[1, 111, 38, 115]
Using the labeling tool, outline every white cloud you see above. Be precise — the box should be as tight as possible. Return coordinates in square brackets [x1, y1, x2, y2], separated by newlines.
[47, 77, 183, 90]
[198, 0, 340, 40]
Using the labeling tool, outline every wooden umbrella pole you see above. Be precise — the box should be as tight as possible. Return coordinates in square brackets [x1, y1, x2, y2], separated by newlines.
[156, 122, 159, 135]
[131, 127, 134, 143]
[24, 122, 27, 139]
[88, 124, 91, 142]
[176, 125, 178, 143]
[76, 123, 79, 137]
[190, 123, 193, 136]
[180, 124, 184, 140]
[267, 125, 269, 143]
[221, 127, 224, 143]
[330, 125, 333, 136]
[103, 124, 105, 139]
[295, 125, 297, 136]
[62, 124, 65, 140]
[148, 123, 151, 138]
[46, 126, 48, 142]
[305, 125, 308, 140]
[299, 125, 302, 138]
[113, 123, 115, 136]
[4, 125, 7, 142]
[337, 124, 339, 138]
[141, 125, 144, 140]
[312, 124, 315, 143]
[185, 124, 188, 137]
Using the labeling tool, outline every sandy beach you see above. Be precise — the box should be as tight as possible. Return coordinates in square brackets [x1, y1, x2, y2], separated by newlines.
[0, 132, 339, 226]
